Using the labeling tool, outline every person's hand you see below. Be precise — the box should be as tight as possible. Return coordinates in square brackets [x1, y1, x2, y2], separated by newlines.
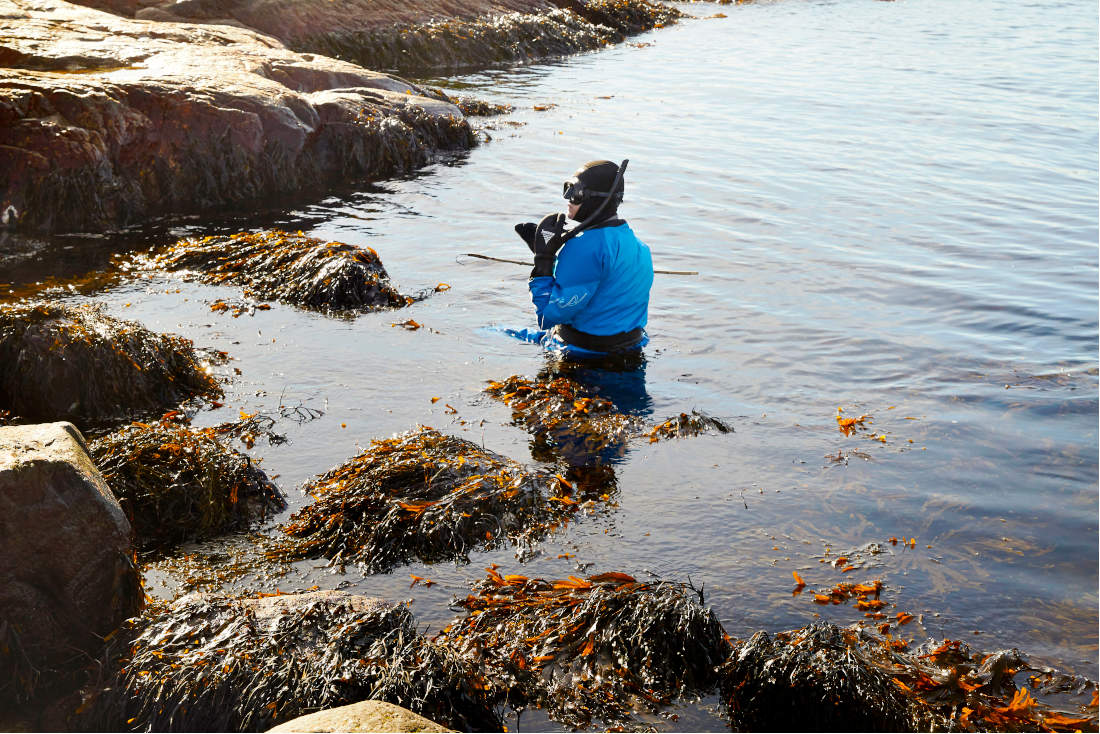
[530, 212, 566, 278]
[514, 222, 538, 249]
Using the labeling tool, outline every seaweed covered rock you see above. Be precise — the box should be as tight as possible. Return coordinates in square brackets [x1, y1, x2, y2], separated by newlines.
[486, 374, 731, 464]
[275, 427, 579, 572]
[89, 421, 285, 553]
[143, 230, 409, 312]
[1, 0, 472, 235]
[0, 303, 221, 428]
[0, 422, 141, 705]
[720, 623, 1099, 733]
[438, 569, 728, 729]
[80, 590, 499, 732]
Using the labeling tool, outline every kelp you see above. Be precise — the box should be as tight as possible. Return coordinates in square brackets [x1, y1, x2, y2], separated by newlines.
[0, 302, 221, 428]
[437, 569, 728, 729]
[89, 421, 285, 554]
[273, 427, 581, 572]
[142, 230, 410, 313]
[720, 623, 1099, 732]
[77, 591, 499, 732]
[298, 1, 680, 74]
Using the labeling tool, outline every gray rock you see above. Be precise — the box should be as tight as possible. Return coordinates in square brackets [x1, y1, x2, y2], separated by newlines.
[267, 699, 454, 733]
[0, 422, 141, 704]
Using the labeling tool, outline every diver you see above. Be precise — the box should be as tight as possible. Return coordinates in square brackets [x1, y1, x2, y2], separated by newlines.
[512, 159, 655, 359]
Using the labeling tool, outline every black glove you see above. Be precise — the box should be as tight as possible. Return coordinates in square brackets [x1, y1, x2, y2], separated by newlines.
[529, 212, 566, 278]
[514, 222, 538, 249]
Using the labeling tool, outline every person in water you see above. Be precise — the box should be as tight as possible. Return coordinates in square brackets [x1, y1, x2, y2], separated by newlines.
[513, 159, 655, 358]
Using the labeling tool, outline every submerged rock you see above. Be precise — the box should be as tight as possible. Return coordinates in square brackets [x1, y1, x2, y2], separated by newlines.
[720, 623, 1099, 733]
[0, 422, 142, 705]
[79, 590, 500, 732]
[0, 0, 472, 235]
[275, 427, 580, 572]
[0, 302, 221, 428]
[438, 569, 728, 729]
[143, 230, 410, 312]
[89, 421, 285, 553]
[267, 700, 454, 733]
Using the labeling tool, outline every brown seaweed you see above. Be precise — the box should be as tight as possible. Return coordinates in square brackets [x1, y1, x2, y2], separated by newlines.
[76, 591, 500, 732]
[273, 427, 581, 572]
[89, 421, 285, 554]
[437, 569, 728, 729]
[142, 230, 410, 313]
[0, 302, 221, 428]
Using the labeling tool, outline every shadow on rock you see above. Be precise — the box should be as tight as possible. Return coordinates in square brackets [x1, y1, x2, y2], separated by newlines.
[0, 302, 222, 429]
[77, 590, 500, 732]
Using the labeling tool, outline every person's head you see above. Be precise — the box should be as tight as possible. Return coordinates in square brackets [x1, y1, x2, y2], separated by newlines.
[562, 160, 625, 222]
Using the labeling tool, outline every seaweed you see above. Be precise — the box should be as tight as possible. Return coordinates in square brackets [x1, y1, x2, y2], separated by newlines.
[452, 96, 515, 117]
[298, 1, 681, 75]
[437, 569, 728, 729]
[273, 427, 580, 572]
[77, 591, 500, 732]
[0, 302, 221, 428]
[720, 623, 1099, 732]
[142, 230, 410, 313]
[89, 421, 285, 554]
[646, 410, 732, 442]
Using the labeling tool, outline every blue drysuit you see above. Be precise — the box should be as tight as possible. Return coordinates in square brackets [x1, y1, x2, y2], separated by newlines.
[524, 221, 654, 356]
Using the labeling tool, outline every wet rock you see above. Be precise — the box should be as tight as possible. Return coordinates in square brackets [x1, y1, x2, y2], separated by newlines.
[267, 700, 454, 733]
[0, 302, 222, 429]
[79, 590, 499, 732]
[142, 230, 411, 313]
[275, 427, 580, 572]
[1, 0, 471, 235]
[438, 568, 728, 729]
[89, 421, 285, 553]
[83, 0, 680, 74]
[0, 422, 142, 705]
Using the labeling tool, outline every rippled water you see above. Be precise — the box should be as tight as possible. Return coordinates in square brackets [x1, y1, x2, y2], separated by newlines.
[5, 0, 1097, 728]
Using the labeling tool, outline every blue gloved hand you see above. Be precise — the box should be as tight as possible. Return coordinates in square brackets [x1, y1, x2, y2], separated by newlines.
[529, 212, 566, 278]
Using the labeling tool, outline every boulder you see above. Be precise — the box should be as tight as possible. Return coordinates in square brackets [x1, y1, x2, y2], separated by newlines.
[267, 699, 453, 733]
[0, 0, 471, 235]
[0, 422, 142, 705]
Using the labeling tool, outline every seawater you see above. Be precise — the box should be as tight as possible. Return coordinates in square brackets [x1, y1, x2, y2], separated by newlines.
[5, 0, 1096, 728]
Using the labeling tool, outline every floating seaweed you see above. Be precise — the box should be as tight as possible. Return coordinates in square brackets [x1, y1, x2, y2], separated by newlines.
[448, 95, 515, 117]
[142, 231, 411, 313]
[720, 623, 1099, 732]
[438, 569, 728, 729]
[274, 427, 579, 572]
[0, 302, 221, 428]
[89, 421, 285, 553]
[646, 410, 732, 442]
[77, 591, 499, 732]
[299, 1, 680, 74]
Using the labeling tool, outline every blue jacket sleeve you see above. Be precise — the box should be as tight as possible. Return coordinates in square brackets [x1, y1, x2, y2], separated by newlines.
[528, 238, 602, 329]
